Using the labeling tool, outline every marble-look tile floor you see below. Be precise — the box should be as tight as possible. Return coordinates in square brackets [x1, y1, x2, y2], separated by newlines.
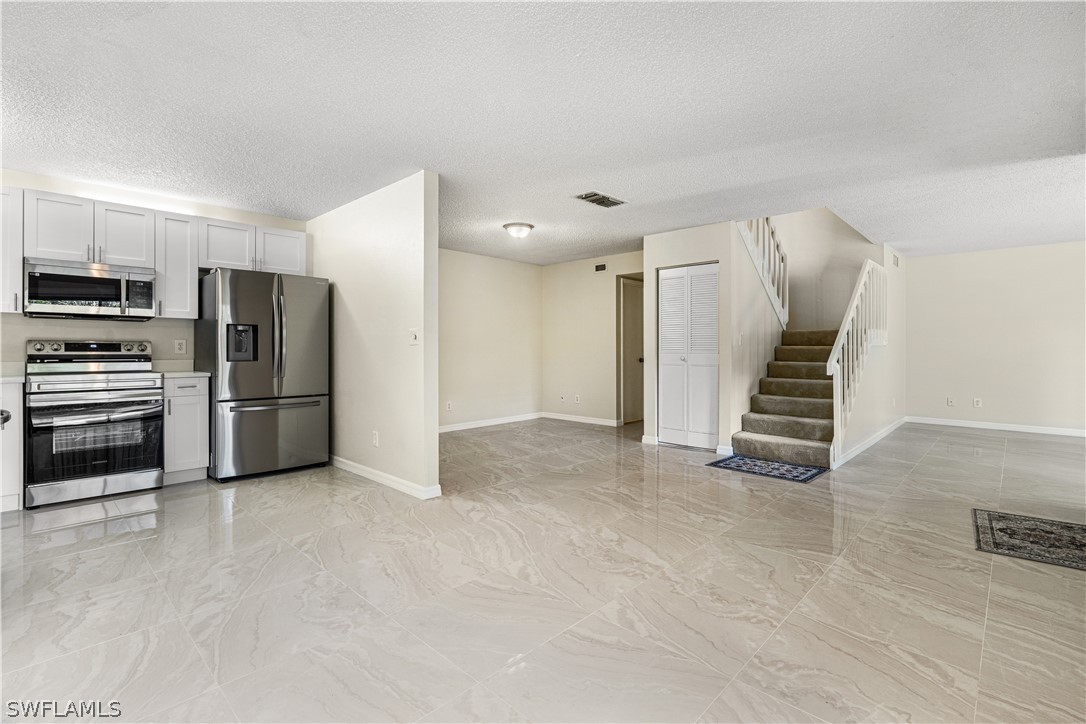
[2, 419, 1084, 723]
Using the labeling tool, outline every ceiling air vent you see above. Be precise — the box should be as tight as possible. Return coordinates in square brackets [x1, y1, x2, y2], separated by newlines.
[576, 191, 626, 208]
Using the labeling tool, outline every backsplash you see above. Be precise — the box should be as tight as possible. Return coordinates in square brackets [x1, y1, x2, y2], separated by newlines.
[0, 313, 195, 377]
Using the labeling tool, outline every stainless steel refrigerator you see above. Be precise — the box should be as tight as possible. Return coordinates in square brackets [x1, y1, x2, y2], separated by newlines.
[195, 268, 330, 480]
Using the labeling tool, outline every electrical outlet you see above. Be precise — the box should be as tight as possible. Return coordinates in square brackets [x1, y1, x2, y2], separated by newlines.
[973, 398, 982, 408]
[446, 401, 453, 411]
[946, 397, 955, 407]
[560, 395, 566, 403]
[174, 339, 187, 355]
[575, 394, 581, 404]
[372, 431, 379, 447]
[408, 329, 419, 346]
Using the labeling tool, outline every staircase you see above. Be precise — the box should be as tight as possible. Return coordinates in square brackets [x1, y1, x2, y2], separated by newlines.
[732, 329, 836, 468]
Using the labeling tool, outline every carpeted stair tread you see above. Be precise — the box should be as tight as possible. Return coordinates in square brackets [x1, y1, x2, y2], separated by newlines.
[781, 329, 838, 346]
[742, 412, 834, 442]
[732, 431, 831, 468]
[767, 361, 831, 381]
[760, 377, 833, 399]
[774, 345, 833, 363]
[750, 394, 833, 419]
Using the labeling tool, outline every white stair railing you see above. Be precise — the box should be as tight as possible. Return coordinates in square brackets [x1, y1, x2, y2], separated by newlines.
[736, 217, 789, 327]
[825, 258, 888, 467]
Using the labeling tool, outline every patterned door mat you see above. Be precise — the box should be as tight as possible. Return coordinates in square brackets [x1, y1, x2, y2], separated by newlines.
[973, 509, 1086, 571]
[706, 455, 827, 483]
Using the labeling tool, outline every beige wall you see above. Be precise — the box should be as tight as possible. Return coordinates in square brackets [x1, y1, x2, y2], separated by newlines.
[308, 171, 440, 496]
[439, 249, 542, 428]
[728, 228, 786, 440]
[840, 244, 908, 456]
[541, 251, 644, 423]
[0, 169, 305, 377]
[773, 207, 881, 330]
[906, 241, 1086, 431]
[642, 222, 731, 445]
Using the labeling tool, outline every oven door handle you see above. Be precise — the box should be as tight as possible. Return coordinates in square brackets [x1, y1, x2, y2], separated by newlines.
[108, 402, 164, 422]
[31, 412, 112, 428]
[30, 402, 164, 428]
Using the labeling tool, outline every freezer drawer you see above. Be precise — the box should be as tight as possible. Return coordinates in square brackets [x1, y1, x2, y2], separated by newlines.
[210, 395, 328, 480]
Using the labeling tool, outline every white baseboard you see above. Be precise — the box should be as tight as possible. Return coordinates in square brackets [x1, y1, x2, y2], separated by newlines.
[164, 468, 208, 486]
[331, 456, 442, 500]
[642, 435, 658, 445]
[540, 412, 620, 427]
[715, 445, 734, 456]
[439, 413, 541, 433]
[904, 416, 1086, 438]
[833, 417, 906, 469]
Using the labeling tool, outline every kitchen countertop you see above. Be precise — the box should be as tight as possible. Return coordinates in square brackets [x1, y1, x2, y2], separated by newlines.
[162, 371, 211, 378]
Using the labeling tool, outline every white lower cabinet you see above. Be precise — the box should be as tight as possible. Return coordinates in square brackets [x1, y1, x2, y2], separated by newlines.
[1, 382, 24, 512]
[163, 376, 209, 484]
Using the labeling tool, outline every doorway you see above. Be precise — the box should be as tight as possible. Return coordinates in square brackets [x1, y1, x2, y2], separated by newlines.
[618, 275, 644, 425]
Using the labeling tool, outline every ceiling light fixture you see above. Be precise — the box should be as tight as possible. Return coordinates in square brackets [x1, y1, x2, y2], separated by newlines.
[503, 222, 534, 239]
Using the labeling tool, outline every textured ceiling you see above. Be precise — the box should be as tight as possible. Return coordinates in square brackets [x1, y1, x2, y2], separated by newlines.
[3, 2, 1083, 265]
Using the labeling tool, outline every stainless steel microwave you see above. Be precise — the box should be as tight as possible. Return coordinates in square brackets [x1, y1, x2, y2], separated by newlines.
[23, 258, 156, 321]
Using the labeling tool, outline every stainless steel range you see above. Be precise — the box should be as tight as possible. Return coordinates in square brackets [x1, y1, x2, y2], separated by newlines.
[24, 340, 164, 508]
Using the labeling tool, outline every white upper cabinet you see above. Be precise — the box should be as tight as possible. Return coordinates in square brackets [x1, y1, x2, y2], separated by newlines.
[24, 190, 94, 262]
[94, 201, 155, 268]
[1, 187, 24, 313]
[155, 211, 198, 319]
[198, 217, 256, 270]
[257, 227, 306, 275]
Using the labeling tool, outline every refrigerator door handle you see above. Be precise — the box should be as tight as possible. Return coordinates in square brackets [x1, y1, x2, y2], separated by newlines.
[271, 279, 281, 382]
[229, 401, 320, 412]
[279, 289, 287, 379]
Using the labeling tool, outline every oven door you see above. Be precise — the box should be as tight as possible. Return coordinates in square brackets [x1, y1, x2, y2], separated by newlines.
[26, 393, 164, 487]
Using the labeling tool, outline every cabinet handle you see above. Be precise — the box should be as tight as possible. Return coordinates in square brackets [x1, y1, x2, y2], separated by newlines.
[13, 293, 18, 310]
[87, 244, 92, 261]
[158, 301, 162, 316]
[98, 246, 103, 263]
[176, 384, 198, 389]
[251, 256, 256, 270]
[167, 398, 172, 415]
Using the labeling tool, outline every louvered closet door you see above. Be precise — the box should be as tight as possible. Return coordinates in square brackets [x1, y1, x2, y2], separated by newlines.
[657, 263, 719, 448]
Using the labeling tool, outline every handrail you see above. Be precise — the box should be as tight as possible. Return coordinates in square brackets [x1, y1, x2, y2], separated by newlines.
[825, 258, 888, 467]
[736, 217, 788, 328]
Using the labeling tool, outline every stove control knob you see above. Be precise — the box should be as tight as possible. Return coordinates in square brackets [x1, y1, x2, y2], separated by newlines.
[50, 343, 62, 352]
[137, 343, 148, 352]
[123, 343, 134, 352]
[32, 342, 45, 352]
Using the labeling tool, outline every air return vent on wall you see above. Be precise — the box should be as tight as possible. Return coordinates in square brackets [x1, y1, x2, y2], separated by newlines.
[576, 191, 626, 208]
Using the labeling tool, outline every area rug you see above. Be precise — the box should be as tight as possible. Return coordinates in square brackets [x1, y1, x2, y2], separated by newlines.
[972, 509, 1086, 571]
[706, 455, 827, 483]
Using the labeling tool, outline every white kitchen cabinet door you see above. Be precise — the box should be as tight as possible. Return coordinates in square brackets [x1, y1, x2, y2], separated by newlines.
[94, 201, 155, 267]
[1, 382, 24, 512]
[164, 386, 209, 473]
[656, 263, 719, 449]
[1, 187, 24, 313]
[198, 218, 256, 270]
[257, 227, 306, 275]
[24, 190, 94, 262]
[155, 212, 198, 319]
